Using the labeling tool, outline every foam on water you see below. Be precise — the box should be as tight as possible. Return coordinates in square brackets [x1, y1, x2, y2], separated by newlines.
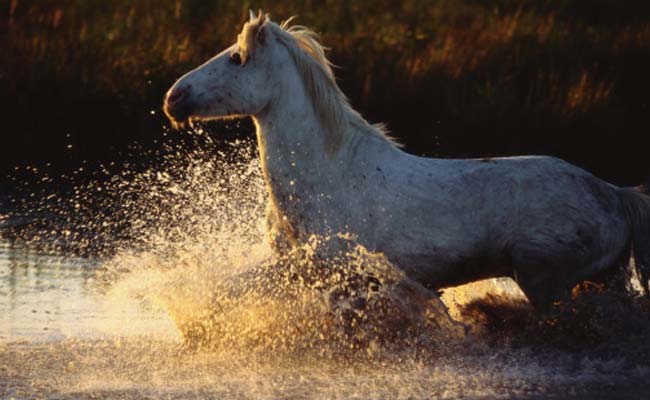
[2, 129, 649, 399]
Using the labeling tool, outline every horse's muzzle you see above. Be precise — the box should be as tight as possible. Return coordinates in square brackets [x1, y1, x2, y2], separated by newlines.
[164, 85, 195, 125]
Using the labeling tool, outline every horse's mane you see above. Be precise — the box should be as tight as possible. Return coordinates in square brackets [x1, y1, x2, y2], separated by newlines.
[238, 12, 398, 153]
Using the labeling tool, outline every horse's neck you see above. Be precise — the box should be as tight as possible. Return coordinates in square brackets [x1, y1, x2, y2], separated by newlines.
[253, 68, 396, 180]
[253, 74, 340, 195]
[252, 68, 396, 219]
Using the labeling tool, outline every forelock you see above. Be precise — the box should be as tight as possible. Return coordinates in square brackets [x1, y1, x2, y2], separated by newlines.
[236, 11, 269, 62]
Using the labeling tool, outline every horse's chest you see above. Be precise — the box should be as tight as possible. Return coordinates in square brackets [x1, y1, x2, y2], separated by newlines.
[268, 182, 330, 236]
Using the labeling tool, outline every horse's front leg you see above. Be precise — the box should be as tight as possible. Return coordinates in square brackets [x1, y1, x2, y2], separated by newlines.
[266, 206, 295, 254]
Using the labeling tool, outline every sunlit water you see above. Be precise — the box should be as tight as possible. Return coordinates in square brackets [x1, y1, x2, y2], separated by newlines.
[0, 240, 178, 343]
[1, 134, 648, 399]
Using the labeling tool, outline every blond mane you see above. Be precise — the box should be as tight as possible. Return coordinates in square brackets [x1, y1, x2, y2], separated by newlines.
[238, 11, 396, 153]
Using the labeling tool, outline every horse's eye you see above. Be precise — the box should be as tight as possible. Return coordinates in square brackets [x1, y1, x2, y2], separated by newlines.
[230, 52, 243, 65]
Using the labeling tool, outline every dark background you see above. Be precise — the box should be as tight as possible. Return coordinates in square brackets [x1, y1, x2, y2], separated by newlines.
[1, 0, 649, 192]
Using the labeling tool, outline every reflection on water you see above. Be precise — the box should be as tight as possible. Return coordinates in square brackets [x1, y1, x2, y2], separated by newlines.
[0, 238, 95, 342]
[0, 238, 178, 343]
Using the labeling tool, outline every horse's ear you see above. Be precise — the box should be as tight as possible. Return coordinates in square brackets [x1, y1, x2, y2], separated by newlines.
[255, 11, 270, 45]
[249, 9, 269, 23]
[256, 23, 267, 45]
[244, 9, 269, 47]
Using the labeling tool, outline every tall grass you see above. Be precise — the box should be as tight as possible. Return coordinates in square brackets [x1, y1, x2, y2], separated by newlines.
[1, 0, 649, 184]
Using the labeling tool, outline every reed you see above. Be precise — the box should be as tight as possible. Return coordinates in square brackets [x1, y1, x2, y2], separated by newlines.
[1, 0, 649, 184]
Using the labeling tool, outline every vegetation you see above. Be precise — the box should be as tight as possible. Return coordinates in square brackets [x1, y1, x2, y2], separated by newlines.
[1, 0, 649, 185]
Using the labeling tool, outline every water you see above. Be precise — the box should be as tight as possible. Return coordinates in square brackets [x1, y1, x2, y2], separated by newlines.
[2, 242, 646, 399]
[1, 135, 649, 399]
[0, 240, 178, 343]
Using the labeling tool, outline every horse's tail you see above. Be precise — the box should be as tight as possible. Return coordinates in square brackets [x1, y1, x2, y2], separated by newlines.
[619, 187, 650, 294]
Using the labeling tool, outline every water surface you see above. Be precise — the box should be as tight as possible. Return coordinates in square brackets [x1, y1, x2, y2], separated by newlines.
[2, 237, 647, 399]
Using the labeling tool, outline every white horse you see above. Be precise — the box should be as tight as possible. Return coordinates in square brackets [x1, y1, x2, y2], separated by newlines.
[164, 11, 650, 312]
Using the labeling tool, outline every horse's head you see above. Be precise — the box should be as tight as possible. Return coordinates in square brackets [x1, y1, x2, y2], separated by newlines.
[164, 11, 281, 126]
[164, 11, 392, 152]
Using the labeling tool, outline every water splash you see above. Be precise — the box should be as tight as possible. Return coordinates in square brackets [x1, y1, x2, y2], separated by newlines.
[6, 129, 460, 352]
[85, 135, 462, 357]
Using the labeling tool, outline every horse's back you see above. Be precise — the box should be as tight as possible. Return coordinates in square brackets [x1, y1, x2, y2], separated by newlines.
[395, 153, 624, 240]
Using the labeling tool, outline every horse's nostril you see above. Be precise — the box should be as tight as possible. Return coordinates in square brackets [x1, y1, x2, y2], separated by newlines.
[167, 88, 187, 104]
